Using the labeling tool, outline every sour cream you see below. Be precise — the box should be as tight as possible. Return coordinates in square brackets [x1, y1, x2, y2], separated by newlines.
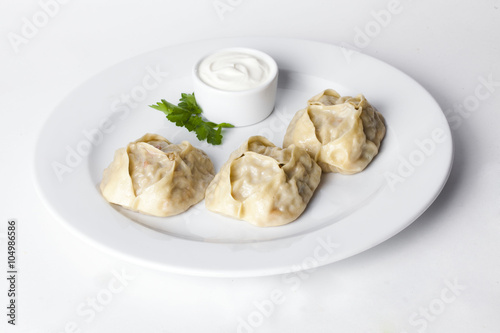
[193, 47, 278, 126]
[197, 49, 272, 91]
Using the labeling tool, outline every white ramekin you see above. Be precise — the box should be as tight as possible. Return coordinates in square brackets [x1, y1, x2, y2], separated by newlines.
[192, 47, 278, 127]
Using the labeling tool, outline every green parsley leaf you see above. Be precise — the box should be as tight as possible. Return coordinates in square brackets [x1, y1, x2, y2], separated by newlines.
[184, 115, 203, 132]
[178, 93, 202, 114]
[208, 126, 223, 145]
[149, 93, 234, 145]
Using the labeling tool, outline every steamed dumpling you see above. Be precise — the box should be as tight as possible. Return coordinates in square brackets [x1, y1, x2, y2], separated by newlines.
[283, 89, 386, 174]
[100, 133, 215, 217]
[205, 136, 322, 227]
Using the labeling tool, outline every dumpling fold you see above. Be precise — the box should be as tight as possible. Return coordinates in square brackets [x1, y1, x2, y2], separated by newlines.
[205, 136, 322, 227]
[100, 133, 215, 217]
[283, 89, 386, 174]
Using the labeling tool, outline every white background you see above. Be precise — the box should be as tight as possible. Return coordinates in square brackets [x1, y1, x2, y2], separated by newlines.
[1, 0, 499, 332]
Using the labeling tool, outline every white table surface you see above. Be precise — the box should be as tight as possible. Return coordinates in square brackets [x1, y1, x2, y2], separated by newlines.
[1, 0, 499, 332]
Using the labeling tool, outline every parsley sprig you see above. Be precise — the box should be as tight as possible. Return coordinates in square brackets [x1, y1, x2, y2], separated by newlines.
[150, 93, 234, 145]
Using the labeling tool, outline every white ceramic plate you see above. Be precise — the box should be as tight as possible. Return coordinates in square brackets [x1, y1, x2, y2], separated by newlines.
[34, 38, 453, 277]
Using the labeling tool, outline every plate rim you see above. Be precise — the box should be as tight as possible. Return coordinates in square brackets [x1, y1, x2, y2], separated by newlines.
[33, 37, 454, 277]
